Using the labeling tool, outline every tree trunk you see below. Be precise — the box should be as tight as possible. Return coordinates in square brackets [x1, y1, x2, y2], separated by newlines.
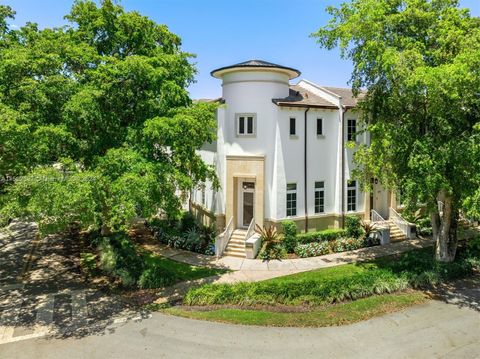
[431, 192, 458, 262]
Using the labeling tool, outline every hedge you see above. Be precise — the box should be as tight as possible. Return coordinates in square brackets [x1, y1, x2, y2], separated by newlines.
[297, 228, 347, 244]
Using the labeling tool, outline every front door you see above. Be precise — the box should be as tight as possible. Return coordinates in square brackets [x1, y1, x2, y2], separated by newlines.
[373, 180, 389, 219]
[237, 180, 255, 228]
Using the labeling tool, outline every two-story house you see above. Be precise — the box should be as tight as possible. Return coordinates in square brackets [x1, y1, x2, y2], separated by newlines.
[191, 60, 402, 257]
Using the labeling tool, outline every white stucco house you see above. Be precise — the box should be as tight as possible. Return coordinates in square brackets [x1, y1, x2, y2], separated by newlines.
[190, 60, 410, 257]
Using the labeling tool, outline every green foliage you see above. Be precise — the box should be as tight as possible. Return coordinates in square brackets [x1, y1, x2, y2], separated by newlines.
[295, 236, 366, 258]
[281, 220, 297, 253]
[0, 0, 217, 236]
[138, 265, 176, 289]
[255, 225, 285, 260]
[147, 213, 216, 255]
[185, 247, 478, 306]
[345, 216, 363, 239]
[297, 228, 347, 244]
[313, 0, 480, 260]
[80, 252, 98, 277]
[295, 241, 330, 258]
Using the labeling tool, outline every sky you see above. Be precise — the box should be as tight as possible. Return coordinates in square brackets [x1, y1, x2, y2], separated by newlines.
[3, 0, 480, 99]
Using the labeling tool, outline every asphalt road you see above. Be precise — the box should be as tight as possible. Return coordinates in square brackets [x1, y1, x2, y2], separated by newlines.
[1, 298, 479, 359]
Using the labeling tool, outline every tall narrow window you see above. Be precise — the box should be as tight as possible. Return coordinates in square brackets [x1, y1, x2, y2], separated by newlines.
[289, 117, 296, 136]
[236, 113, 256, 136]
[314, 181, 325, 213]
[347, 180, 357, 212]
[201, 184, 206, 206]
[347, 119, 356, 142]
[316, 118, 323, 136]
[286, 183, 297, 216]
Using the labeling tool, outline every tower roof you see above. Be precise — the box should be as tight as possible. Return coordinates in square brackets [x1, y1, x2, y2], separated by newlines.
[211, 59, 301, 79]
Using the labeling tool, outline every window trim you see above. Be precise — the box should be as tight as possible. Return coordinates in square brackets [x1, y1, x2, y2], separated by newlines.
[316, 118, 324, 137]
[289, 117, 297, 138]
[286, 182, 297, 217]
[347, 118, 357, 142]
[314, 180, 325, 214]
[235, 113, 257, 137]
[347, 180, 357, 212]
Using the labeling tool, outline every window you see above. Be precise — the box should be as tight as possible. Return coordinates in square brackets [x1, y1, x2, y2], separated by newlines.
[286, 183, 297, 216]
[347, 119, 356, 141]
[347, 180, 357, 212]
[236, 114, 255, 136]
[289, 117, 296, 136]
[201, 184, 206, 206]
[314, 181, 325, 213]
[316, 118, 323, 136]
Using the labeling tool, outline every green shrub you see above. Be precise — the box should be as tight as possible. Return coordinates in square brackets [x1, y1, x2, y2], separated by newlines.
[331, 237, 364, 252]
[295, 242, 330, 258]
[179, 211, 198, 232]
[80, 252, 98, 277]
[281, 220, 297, 253]
[297, 229, 347, 244]
[184, 269, 409, 306]
[138, 265, 176, 289]
[345, 215, 362, 238]
[258, 244, 287, 260]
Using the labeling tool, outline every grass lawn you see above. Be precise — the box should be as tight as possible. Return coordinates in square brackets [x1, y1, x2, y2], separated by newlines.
[163, 292, 426, 327]
[142, 252, 227, 283]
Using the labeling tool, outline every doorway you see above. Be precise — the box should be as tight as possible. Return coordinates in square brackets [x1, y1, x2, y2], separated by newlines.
[237, 179, 255, 228]
[372, 179, 389, 219]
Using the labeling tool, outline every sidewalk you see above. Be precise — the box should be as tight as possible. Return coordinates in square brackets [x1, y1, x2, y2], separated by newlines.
[145, 238, 435, 303]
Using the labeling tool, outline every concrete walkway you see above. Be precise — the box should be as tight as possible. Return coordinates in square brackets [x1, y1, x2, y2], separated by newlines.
[145, 238, 434, 303]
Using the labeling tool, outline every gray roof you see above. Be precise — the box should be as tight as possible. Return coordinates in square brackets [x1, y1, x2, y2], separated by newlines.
[211, 59, 301, 79]
[272, 85, 338, 109]
[321, 86, 365, 108]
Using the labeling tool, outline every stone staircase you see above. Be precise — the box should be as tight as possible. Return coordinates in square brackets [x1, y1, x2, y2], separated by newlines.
[387, 220, 406, 242]
[223, 229, 247, 258]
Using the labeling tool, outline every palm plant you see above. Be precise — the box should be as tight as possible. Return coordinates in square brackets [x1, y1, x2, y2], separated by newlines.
[360, 220, 379, 238]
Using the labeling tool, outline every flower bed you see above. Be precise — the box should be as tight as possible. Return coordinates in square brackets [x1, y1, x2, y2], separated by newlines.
[294, 237, 368, 258]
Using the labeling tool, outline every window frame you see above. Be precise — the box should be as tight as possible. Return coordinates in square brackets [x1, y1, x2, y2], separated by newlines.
[289, 117, 296, 137]
[314, 181, 325, 214]
[236, 113, 256, 137]
[347, 119, 357, 142]
[286, 183, 297, 217]
[316, 118, 324, 137]
[347, 180, 357, 212]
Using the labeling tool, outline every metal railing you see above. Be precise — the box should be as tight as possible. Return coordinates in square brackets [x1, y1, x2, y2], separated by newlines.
[215, 216, 233, 258]
[371, 209, 386, 223]
[245, 217, 255, 241]
[389, 207, 415, 239]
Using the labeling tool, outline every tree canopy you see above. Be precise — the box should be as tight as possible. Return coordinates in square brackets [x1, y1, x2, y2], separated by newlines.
[0, 0, 217, 235]
[313, 0, 480, 261]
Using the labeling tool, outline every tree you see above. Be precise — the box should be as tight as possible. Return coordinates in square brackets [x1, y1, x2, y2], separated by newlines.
[313, 0, 480, 262]
[0, 0, 217, 236]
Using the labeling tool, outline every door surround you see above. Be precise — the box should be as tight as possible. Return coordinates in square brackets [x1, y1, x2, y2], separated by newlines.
[226, 155, 265, 230]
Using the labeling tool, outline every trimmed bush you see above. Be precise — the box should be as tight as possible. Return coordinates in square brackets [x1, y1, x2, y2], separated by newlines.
[345, 215, 362, 238]
[297, 229, 347, 244]
[281, 220, 297, 253]
[295, 242, 330, 258]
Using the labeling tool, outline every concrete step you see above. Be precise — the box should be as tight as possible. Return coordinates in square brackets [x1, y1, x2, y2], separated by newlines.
[223, 249, 246, 258]
[226, 242, 245, 249]
[228, 239, 246, 244]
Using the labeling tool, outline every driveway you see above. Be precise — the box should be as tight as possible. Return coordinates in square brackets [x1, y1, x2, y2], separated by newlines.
[1, 290, 479, 359]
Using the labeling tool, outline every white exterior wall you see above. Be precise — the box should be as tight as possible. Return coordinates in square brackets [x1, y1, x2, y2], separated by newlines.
[193, 68, 370, 228]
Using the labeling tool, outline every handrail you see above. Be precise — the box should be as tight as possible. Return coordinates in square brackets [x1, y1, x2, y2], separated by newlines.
[245, 217, 255, 241]
[371, 209, 386, 223]
[215, 216, 233, 258]
[389, 207, 415, 239]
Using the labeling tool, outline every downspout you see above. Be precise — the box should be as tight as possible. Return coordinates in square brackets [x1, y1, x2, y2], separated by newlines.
[341, 106, 347, 228]
[304, 107, 310, 232]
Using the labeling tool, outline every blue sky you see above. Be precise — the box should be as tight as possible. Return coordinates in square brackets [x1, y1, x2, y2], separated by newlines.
[4, 0, 480, 99]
